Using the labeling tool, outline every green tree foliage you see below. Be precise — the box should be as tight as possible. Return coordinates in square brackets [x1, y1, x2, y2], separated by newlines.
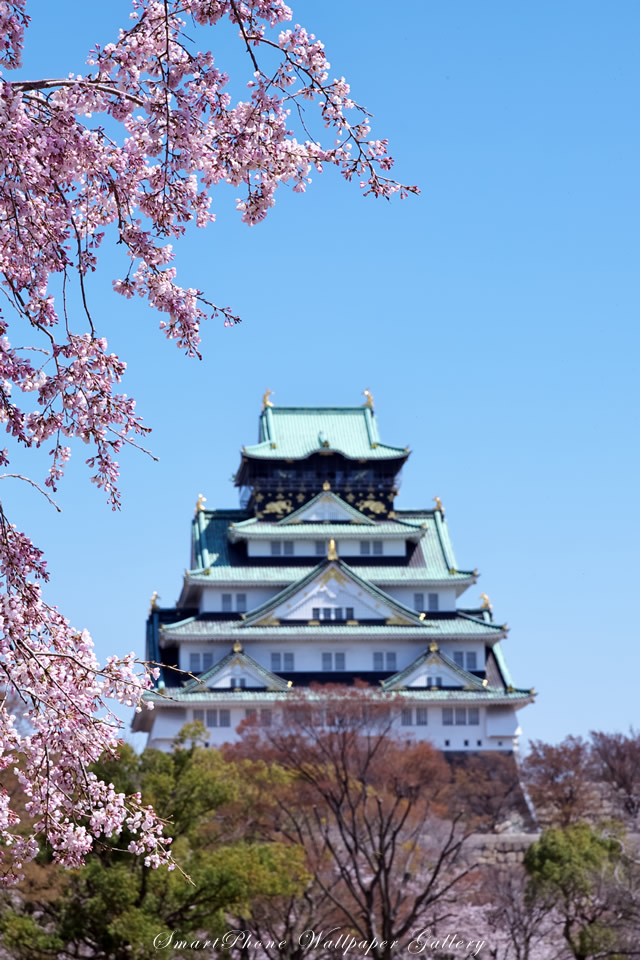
[0, 726, 306, 960]
[524, 822, 638, 960]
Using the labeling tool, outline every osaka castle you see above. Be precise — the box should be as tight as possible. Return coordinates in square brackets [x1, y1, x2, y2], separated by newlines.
[133, 395, 535, 752]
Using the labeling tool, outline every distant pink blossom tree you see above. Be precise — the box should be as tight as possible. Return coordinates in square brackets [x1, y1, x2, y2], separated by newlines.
[0, 0, 416, 884]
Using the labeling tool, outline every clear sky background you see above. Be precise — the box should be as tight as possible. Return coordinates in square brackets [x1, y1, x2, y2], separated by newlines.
[5, 1, 639, 749]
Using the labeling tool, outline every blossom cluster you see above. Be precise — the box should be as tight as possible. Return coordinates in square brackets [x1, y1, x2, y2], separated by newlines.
[0, 0, 415, 882]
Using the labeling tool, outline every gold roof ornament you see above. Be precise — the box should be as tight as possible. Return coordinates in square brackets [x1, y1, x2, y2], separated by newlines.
[262, 388, 274, 410]
[195, 493, 207, 513]
[433, 496, 444, 514]
[327, 538, 338, 561]
[480, 592, 492, 611]
[362, 388, 374, 409]
[322, 480, 331, 491]
[482, 678, 488, 687]
[149, 591, 159, 613]
[233, 640, 243, 653]
[429, 640, 439, 652]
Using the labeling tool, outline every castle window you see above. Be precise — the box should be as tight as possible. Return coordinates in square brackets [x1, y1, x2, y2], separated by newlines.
[373, 652, 383, 670]
[322, 652, 345, 671]
[283, 542, 294, 556]
[346, 607, 355, 620]
[189, 653, 201, 673]
[401, 708, 412, 726]
[230, 677, 246, 689]
[271, 652, 281, 671]
[453, 652, 464, 668]
[428, 593, 439, 612]
[202, 652, 214, 671]
[334, 607, 343, 621]
[416, 707, 428, 726]
[322, 607, 332, 620]
[468, 708, 480, 725]
[193, 709, 205, 724]
[442, 708, 453, 726]
[283, 652, 294, 671]
[222, 593, 233, 613]
[466, 652, 477, 671]
[413, 592, 424, 611]
[205, 709, 230, 728]
[427, 675, 442, 687]
[312, 607, 320, 619]
[236, 593, 247, 613]
[360, 541, 370, 555]
[315, 541, 325, 556]
[270, 541, 282, 556]
[386, 652, 397, 670]
[260, 709, 272, 727]
[372, 541, 383, 556]
[455, 708, 467, 725]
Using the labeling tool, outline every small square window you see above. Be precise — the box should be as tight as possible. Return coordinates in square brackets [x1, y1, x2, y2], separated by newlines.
[283, 541, 294, 556]
[189, 653, 201, 673]
[468, 708, 480, 726]
[477, 739, 482, 747]
[386, 652, 397, 671]
[271, 652, 282, 671]
[222, 593, 233, 613]
[346, 607, 354, 620]
[466, 652, 477, 671]
[372, 541, 383, 556]
[444, 739, 450, 747]
[193, 709, 205, 723]
[455, 708, 467, 726]
[416, 707, 428, 726]
[270, 541, 282, 556]
[335, 652, 345, 671]
[359, 541, 371, 555]
[428, 593, 439, 612]
[322, 607, 332, 620]
[219, 709, 231, 727]
[453, 651, 465, 668]
[442, 708, 453, 726]
[373, 652, 384, 670]
[236, 593, 247, 613]
[334, 607, 343, 621]
[312, 607, 320, 620]
[315, 541, 325, 556]
[322, 653, 332, 671]
[413, 592, 424, 611]
[283, 652, 294, 671]
[202, 652, 213, 671]
[206, 709, 218, 728]
[401, 708, 413, 726]
[464, 739, 469, 747]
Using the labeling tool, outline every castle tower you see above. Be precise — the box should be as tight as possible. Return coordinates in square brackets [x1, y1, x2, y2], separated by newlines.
[133, 397, 534, 750]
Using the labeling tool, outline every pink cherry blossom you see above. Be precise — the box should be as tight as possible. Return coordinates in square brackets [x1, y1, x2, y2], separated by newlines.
[0, 0, 416, 883]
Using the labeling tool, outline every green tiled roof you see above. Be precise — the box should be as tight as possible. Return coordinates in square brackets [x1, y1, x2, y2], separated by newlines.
[160, 613, 505, 641]
[142, 687, 534, 706]
[241, 406, 408, 462]
[229, 520, 424, 540]
[191, 508, 475, 584]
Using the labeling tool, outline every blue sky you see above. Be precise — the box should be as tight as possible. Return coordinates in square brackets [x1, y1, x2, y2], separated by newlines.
[6, 1, 639, 748]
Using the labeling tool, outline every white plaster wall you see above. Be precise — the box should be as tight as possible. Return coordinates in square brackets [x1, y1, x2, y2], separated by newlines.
[147, 704, 515, 752]
[246, 538, 406, 558]
[383, 587, 457, 611]
[199, 587, 278, 613]
[486, 707, 520, 737]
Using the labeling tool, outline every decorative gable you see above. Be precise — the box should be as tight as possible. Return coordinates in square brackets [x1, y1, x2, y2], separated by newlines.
[383, 645, 487, 691]
[187, 648, 290, 692]
[244, 560, 421, 626]
[279, 491, 375, 525]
